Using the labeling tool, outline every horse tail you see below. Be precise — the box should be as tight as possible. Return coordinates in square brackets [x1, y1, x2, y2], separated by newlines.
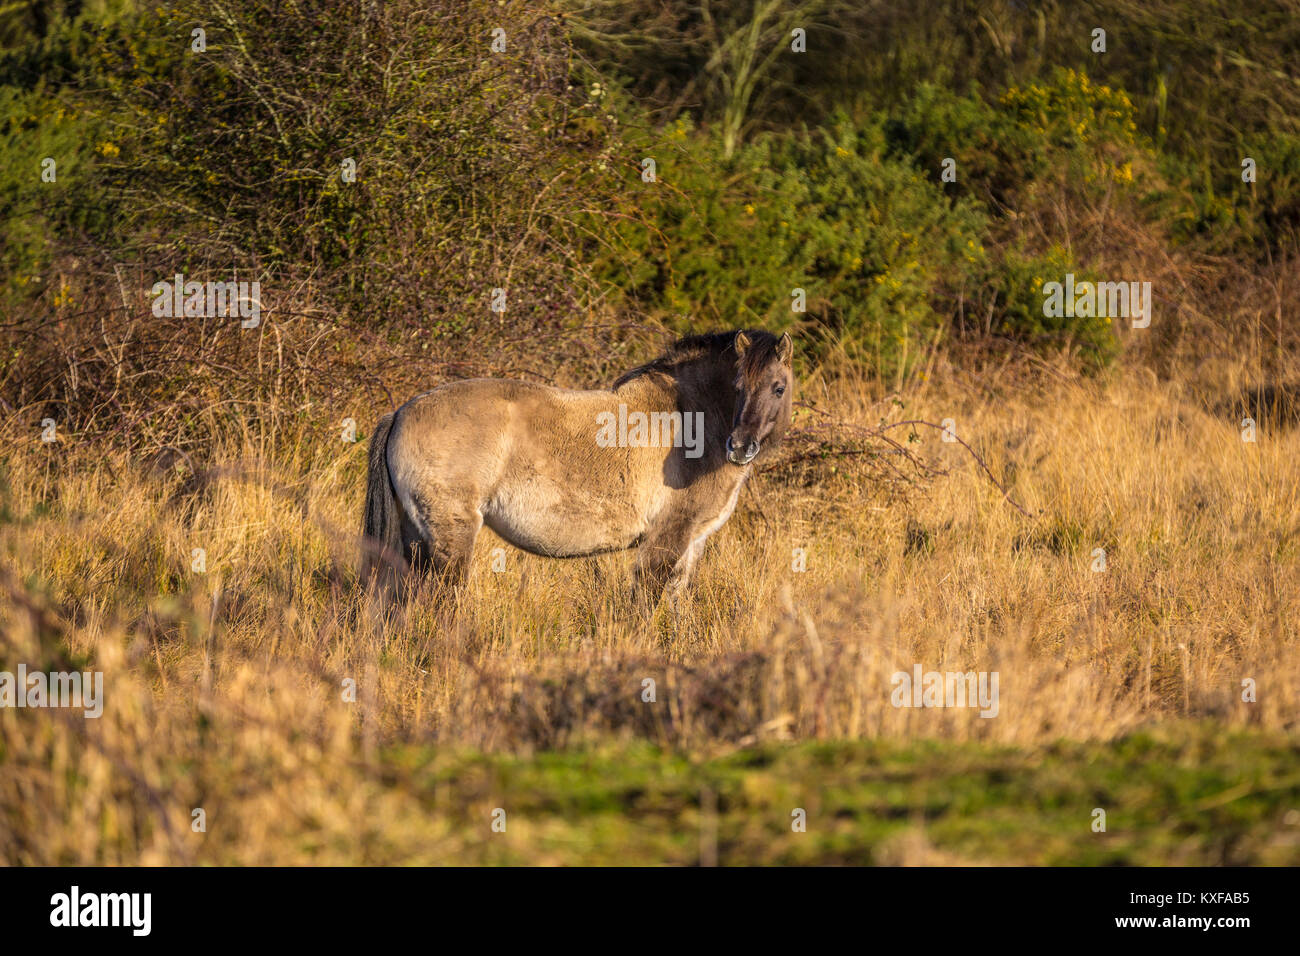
[362, 411, 404, 588]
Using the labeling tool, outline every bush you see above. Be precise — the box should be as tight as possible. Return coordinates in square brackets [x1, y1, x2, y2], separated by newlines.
[74, 0, 623, 327]
[0, 0, 639, 439]
[0, 86, 106, 304]
[590, 113, 991, 380]
[978, 245, 1118, 369]
[594, 78, 1134, 378]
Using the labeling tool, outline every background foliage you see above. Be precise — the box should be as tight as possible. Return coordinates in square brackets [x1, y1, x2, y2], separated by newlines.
[1, 0, 1297, 426]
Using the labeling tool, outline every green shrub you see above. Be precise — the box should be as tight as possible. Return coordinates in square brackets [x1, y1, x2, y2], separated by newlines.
[1151, 132, 1300, 252]
[884, 71, 1144, 211]
[883, 82, 1041, 207]
[594, 79, 1133, 378]
[0, 88, 82, 303]
[75, 0, 625, 328]
[979, 245, 1118, 369]
[877, 72, 1144, 368]
[591, 113, 991, 380]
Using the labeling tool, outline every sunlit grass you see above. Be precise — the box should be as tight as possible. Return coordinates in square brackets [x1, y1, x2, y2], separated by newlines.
[1, 365, 1297, 863]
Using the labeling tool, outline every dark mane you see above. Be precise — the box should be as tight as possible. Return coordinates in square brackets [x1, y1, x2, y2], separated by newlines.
[614, 329, 782, 388]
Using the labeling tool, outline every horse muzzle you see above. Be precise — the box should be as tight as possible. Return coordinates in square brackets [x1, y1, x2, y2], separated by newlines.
[726, 436, 759, 465]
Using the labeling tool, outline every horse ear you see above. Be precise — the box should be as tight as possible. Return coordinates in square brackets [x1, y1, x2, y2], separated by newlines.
[777, 331, 793, 366]
[734, 331, 752, 356]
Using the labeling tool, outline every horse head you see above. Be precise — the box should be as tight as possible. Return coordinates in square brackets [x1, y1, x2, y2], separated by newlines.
[726, 330, 794, 466]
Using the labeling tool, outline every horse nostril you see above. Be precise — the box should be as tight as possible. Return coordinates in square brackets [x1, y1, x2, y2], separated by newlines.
[726, 436, 736, 455]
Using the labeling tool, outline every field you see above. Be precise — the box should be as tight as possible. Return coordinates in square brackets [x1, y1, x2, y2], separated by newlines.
[3, 353, 1298, 864]
[2, 0, 1299, 866]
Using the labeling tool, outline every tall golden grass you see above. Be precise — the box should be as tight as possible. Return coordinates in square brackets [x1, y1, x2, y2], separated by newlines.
[1, 342, 1295, 863]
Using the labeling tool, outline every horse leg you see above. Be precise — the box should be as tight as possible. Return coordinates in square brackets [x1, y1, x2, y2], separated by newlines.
[665, 539, 704, 598]
[399, 509, 431, 576]
[632, 519, 698, 609]
[426, 512, 482, 592]
[403, 488, 483, 596]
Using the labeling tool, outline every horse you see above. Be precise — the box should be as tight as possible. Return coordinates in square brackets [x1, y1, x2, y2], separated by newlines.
[361, 329, 793, 607]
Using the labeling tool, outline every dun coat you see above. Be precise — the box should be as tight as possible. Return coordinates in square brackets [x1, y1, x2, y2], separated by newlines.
[362, 329, 794, 605]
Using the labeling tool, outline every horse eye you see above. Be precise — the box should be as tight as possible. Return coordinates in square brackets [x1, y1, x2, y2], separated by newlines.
[774, 384, 785, 396]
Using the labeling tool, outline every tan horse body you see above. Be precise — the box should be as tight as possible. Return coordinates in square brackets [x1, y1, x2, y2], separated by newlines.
[362, 330, 793, 604]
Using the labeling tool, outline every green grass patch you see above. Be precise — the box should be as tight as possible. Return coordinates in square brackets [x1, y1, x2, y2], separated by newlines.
[381, 722, 1300, 865]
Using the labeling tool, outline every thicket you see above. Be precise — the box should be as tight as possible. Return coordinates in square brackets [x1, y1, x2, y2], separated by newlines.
[0, 0, 1296, 437]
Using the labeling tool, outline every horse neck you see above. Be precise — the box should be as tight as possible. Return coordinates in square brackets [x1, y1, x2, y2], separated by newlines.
[668, 354, 737, 430]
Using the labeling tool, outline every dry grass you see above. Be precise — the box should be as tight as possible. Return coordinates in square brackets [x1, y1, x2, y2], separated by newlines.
[1, 349, 1297, 863]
